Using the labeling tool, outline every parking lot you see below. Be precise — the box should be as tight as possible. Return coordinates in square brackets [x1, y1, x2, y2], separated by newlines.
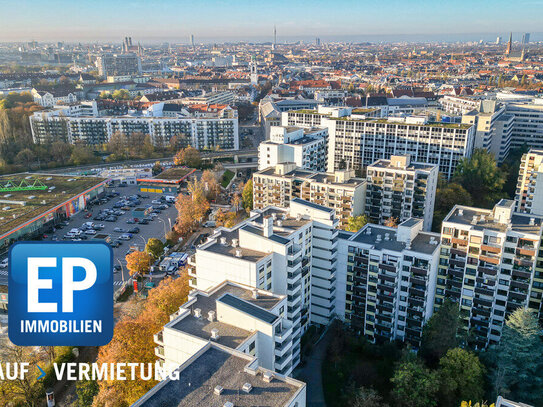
[43, 184, 179, 286]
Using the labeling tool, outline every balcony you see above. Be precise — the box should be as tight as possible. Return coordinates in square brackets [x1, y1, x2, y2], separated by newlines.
[154, 331, 164, 345]
[154, 346, 164, 358]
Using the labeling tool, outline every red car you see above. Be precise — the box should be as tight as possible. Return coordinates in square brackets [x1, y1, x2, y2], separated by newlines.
[85, 212, 92, 218]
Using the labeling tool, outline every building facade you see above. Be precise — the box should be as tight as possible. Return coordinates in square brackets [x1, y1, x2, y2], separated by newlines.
[337, 218, 441, 347]
[515, 149, 543, 216]
[96, 53, 142, 77]
[253, 163, 366, 228]
[365, 155, 438, 231]
[437, 200, 543, 348]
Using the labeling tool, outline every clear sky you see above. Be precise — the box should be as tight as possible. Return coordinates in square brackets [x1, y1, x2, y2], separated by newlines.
[0, 0, 542, 43]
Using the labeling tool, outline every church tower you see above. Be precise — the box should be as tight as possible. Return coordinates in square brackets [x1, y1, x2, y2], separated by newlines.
[505, 32, 513, 55]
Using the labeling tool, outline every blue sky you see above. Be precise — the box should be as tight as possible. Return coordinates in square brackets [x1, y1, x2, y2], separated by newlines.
[0, 0, 542, 43]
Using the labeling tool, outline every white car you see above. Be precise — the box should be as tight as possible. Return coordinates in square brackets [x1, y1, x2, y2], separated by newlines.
[152, 200, 161, 205]
[150, 212, 158, 218]
[85, 229, 97, 235]
[0, 259, 8, 268]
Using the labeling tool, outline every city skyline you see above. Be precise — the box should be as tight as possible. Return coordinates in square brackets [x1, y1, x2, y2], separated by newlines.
[1, 0, 543, 43]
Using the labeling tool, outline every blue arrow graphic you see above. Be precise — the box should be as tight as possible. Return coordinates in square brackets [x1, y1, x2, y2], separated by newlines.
[36, 365, 45, 380]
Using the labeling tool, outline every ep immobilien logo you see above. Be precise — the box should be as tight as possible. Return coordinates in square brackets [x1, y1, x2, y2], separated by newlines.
[8, 242, 113, 346]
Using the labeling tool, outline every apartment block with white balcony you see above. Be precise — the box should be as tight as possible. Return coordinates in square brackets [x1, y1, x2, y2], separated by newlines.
[515, 149, 543, 216]
[258, 125, 328, 171]
[154, 280, 301, 377]
[437, 199, 543, 348]
[338, 218, 441, 347]
[187, 199, 339, 372]
[365, 155, 438, 231]
[253, 162, 366, 228]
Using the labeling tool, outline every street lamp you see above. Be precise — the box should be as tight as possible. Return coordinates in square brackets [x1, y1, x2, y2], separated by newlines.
[157, 218, 168, 237]
[117, 259, 126, 284]
[138, 235, 147, 247]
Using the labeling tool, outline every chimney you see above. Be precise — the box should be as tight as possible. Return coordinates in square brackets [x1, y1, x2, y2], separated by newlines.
[263, 371, 274, 383]
[471, 216, 478, 225]
[220, 237, 227, 245]
[252, 289, 259, 299]
[208, 310, 216, 322]
[263, 216, 274, 237]
[458, 209, 464, 216]
[194, 308, 202, 318]
[296, 213, 302, 221]
[242, 383, 253, 393]
[211, 328, 220, 340]
[232, 238, 239, 247]
[529, 217, 535, 225]
[235, 249, 243, 258]
[277, 219, 283, 227]
[214, 385, 224, 395]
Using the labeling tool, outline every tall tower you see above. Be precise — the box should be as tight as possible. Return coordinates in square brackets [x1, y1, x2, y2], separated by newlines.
[505, 32, 513, 55]
[190, 34, 195, 49]
[250, 55, 258, 85]
[272, 25, 277, 50]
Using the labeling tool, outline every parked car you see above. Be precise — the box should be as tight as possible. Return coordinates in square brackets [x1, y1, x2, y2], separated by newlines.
[114, 227, 125, 233]
[94, 224, 105, 230]
[105, 216, 117, 222]
[110, 241, 120, 248]
[0, 259, 8, 268]
[84, 229, 97, 235]
[127, 227, 140, 234]
[126, 218, 136, 224]
[138, 219, 149, 225]
[113, 264, 121, 271]
[119, 234, 132, 240]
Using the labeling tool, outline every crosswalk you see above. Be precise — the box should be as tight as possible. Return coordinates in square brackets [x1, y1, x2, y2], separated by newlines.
[114, 280, 125, 286]
[0, 269, 7, 276]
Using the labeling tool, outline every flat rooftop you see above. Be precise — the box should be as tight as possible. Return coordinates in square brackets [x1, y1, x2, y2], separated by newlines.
[256, 167, 364, 188]
[137, 346, 302, 407]
[169, 282, 282, 348]
[0, 173, 106, 237]
[444, 205, 543, 235]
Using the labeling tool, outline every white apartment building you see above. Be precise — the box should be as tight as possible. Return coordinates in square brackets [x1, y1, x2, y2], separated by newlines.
[188, 200, 340, 370]
[29, 106, 239, 150]
[284, 107, 475, 179]
[258, 126, 328, 172]
[505, 100, 543, 150]
[183, 91, 236, 105]
[136, 341, 306, 407]
[438, 200, 543, 348]
[515, 149, 543, 216]
[154, 280, 299, 376]
[31, 88, 77, 107]
[253, 163, 366, 228]
[337, 218, 441, 347]
[365, 155, 438, 231]
[440, 95, 483, 115]
[461, 101, 514, 163]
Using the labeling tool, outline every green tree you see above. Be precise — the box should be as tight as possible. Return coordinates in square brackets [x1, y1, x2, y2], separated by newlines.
[453, 149, 505, 207]
[420, 299, 461, 367]
[487, 308, 543, 405]
[76, 378, 99, 406]
[391, 359, 439, 407]
[432, 182, 473, 232]
[145, 238, 165, 260]
[346, 215, 368, 232]
[70, 144, 96, 165]
[438, 348, 485, 407]
[242, 179, 253, 211]
[174, 146, 201, 168]
[15, 148, 36, 169]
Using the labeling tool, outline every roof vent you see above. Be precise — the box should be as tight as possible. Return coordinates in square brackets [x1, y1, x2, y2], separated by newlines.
[214, 385, 224, 395]
[220, 237, 227, 245]
[376, 234, 382, 242]
[405, 239, 412, 249]
[252, 289, 259, 299]
[471, 216, 478, 225]
[211, 328, 220, 340]
[232, 238, 238, 247]
[430, 236, 438, 245]
[194, 308, 202, 318]
[263, 371, 274, 383]
[235, 249, 243, 258]
[277, 220, 283, 227]
[46, 177, 52, 181]
[242, 383, 253, 393]
[384, 233, 390, 241]
[223, 402, 234, 407]
[296, 213, 302, 221]
[272, 213, 277, 220]
[529, 217, 535, 225]
[208, 310, 216, 322]
[458, 209, 463, 216]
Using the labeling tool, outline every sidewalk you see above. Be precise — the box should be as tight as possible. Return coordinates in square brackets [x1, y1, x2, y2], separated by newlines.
[295, 327, 334, 407]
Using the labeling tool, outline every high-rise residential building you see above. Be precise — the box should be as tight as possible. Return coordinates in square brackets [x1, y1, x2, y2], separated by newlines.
[154, 280, 298, 376]
[515, 149, 543, 215]
[461, 100, 514, 163]
[365, 155, 438, 231]
[253, 163, 366, 228]
[136, 341, 307, 407]
[189, 199, 340, 347]
[437, 200, 543, 348]
[505, 100, 543, 150]
[29, 105, 239, 149]
[522, 32, 530, 45]
[96, 53, 141, 77]
[285, 107, 475, 179]
[496, 36, 502, 45]
[337, 218, 441, 347]
[258, 126, 328, 172]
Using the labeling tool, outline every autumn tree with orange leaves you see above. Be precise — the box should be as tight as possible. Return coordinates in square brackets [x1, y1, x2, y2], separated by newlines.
[93, 273, 190, 406]
[174, 178, 210, 238]
[125, 250, 153, 277]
